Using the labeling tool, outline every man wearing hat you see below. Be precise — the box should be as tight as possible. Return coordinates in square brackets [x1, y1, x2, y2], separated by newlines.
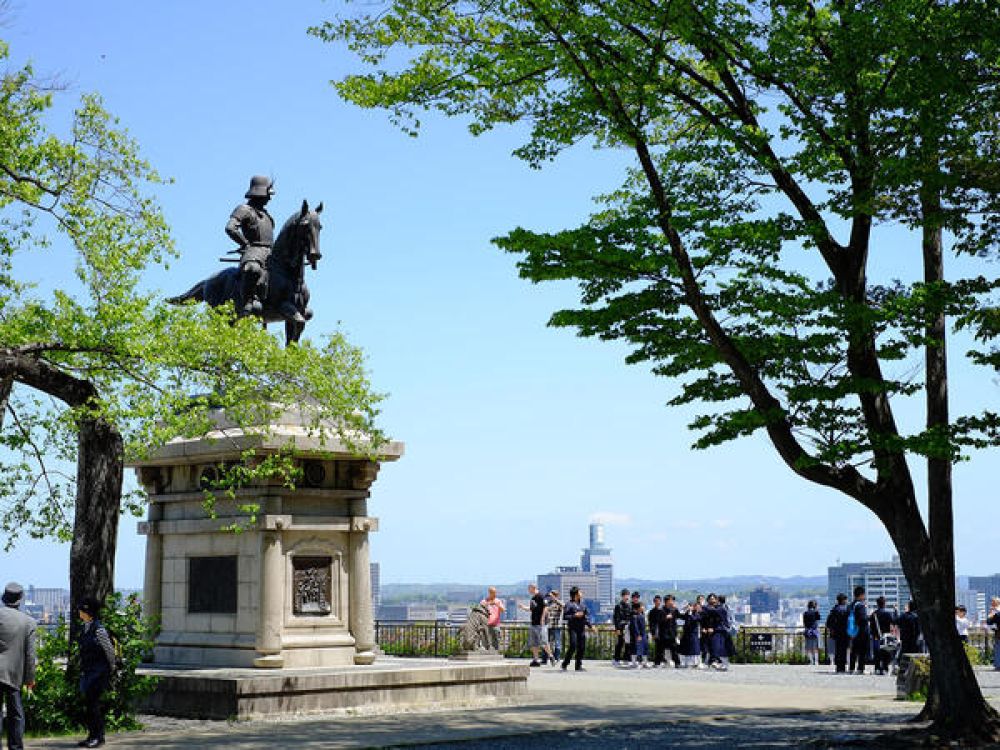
[0, 583, 36, 750]
[225, 175, 276, 316]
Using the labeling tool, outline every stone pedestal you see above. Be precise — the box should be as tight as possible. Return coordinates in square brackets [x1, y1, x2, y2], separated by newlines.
[131, 406, 403, 669]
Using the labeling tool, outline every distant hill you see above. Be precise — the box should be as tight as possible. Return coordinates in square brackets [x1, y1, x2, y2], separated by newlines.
[616, 576, 827, 596]
[381, 575, 827, 603]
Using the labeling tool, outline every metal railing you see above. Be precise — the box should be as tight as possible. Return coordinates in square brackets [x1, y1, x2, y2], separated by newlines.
[374, 621, 997, 664]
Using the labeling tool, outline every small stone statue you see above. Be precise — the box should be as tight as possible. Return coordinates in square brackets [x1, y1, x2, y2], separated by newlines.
[459, 603, 495, 652]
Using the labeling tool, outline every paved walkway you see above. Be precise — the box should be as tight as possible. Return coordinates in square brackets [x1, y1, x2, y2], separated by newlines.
[32, 662, 1000, 749]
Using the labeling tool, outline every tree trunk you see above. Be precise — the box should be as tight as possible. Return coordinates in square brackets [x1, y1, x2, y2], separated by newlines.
[888, 507, 1000, 741]
[68, 416, 123, 641]
[0, 353, 125, 640]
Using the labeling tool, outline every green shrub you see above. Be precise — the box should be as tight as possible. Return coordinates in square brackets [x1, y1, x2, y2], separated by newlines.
[25, 592, 159, 735]
[964, 641, 989, 667]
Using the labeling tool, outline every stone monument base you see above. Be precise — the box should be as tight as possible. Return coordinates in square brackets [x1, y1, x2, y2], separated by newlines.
[449, 650, 505, 662]
[139, 659, 528, 719]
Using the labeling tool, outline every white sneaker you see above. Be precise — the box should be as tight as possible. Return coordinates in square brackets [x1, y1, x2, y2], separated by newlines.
[612, 660, 620, 667]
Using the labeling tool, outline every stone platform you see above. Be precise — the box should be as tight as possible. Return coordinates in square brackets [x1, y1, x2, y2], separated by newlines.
[139, 659, 528, 719]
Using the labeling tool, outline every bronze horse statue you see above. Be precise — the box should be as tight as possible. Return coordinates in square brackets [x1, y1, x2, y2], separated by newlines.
[168, 200, 323, 345]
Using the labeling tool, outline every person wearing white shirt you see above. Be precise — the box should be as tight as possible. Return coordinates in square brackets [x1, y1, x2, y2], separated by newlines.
[955, 605, 971, 643]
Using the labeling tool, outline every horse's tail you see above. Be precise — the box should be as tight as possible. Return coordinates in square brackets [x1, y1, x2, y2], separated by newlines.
[167, 280, 206, 305]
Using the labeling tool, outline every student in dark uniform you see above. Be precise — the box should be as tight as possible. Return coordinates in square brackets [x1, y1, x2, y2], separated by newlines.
[718, 595, 736, 659]
[696, 594, 710, 664]
[897, 600, 922, 656]
[612, 589, 631, 666]
[561, 587, 594, 672]
[659, 595, 683, 668]
[648, 595, 665, 666]
[803, 600, 822, 666]
[704, 594, 734, 670]
[849, 586, 870, 675]
[677, 602, 703, 669]
[629, 601, 649, 668]
[826, 593, 850, 673]
[869, 596, 896, 675]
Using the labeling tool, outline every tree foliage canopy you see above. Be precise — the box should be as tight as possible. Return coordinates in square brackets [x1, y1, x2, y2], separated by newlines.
[322, 0, 1000, 732]
[316, 0, 1000, 506]
[0, 41, 383, 545]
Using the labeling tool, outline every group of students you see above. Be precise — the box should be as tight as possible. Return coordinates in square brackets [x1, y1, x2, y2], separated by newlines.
[612, 588, 736, 671]
[823, 586, 1000, 674]
[823, 585, 926, 674]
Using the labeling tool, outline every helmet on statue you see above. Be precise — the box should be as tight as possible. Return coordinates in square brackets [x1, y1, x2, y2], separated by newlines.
[245, 175, 274, 199]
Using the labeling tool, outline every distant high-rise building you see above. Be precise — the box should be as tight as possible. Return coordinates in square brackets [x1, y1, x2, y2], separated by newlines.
[747, 586, 781, 613]
[828, 556, 911, 612]
[580, 523, 614, 609]
[969, 574, 1000, 603]
[538, 569, 599, 600]
[370, 562, 381, 610]
[25, 586, 70, 621]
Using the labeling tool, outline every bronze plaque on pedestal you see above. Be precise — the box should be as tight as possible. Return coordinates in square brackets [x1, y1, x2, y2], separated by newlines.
[188, 556, 238, 613]
[293, 556, 333, 615]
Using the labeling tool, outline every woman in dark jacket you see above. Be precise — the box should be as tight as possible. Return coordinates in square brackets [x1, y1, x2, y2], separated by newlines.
[77, 598, 115, 748]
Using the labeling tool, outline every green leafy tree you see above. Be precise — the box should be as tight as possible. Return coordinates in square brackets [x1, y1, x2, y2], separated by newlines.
[0, 41, 382, 631]
[318, 0, 1000, 739]
[25, 592, 159, 734]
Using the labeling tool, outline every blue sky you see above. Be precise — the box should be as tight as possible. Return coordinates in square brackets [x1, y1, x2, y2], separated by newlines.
[1, 1, 997, 588]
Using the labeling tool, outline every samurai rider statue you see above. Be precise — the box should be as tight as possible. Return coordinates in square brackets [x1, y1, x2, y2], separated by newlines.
[225, 175, 275, 316]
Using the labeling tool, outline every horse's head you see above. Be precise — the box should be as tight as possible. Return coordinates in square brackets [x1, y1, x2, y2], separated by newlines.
[297, 199, 323, 270]
[273, 199, 324, 273]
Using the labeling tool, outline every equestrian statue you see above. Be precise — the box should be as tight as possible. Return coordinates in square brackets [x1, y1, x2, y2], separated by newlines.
[168, 175, 323, 346]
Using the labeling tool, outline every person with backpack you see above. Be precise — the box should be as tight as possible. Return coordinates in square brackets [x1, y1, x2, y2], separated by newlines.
[869, 596, 896, 675]
[76, 598, 116, 748]
[825, 593, 850, 673]
[848, 586, 871, 674]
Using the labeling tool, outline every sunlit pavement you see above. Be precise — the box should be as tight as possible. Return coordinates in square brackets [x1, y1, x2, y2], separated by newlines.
[31, 661, 1000, 749]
